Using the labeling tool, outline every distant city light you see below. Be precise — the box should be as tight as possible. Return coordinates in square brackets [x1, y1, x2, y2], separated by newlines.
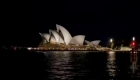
[27, 47, 32, 50]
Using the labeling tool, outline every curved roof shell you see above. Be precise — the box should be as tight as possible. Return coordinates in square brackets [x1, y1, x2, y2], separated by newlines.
[85, 40, 93, 46]
[56, 24, 72, 45]
[70, 35, 85, 45]
[91, 40, 101, 46]
[49, 29, 64, 44]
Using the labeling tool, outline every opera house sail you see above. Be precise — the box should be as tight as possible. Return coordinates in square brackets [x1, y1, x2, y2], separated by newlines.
[38, 24, 101, 50]
[70, 35, 85, 46]
[56, 24, 72, 45]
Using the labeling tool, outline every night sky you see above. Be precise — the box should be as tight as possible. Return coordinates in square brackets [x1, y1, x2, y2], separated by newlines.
[1, 0, 140, 46]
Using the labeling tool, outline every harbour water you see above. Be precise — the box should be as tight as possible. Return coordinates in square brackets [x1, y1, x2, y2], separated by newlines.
[2, 50, 140, 80]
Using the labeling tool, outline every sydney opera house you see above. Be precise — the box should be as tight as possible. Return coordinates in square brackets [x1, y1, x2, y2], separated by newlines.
[38, 24, 102, 50]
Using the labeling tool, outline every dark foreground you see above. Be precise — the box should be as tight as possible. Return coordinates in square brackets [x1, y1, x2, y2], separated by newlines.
[2, 50, 140, 80]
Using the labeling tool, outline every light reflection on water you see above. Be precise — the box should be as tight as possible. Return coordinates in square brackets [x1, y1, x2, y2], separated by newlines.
[40, 51, 140, 80]
[45, 51, 74, 80]
[106, 51, 119, 78]
[129, 52, 140, 78]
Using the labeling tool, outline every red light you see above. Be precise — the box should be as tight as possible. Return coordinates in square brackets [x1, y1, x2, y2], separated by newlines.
[132, 42, 135, 46]
[133, 42, 134, 45]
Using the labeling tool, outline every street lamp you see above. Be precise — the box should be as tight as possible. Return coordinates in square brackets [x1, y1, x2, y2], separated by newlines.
[131, 37, 136, 52]
[110, 38, 113, 49]
[131, 37, 136, 47]
[110, 38, 113, 43]
[132, 37, 135, 41]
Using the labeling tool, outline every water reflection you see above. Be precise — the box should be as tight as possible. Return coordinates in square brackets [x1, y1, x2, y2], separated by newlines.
[130, 51, 139, 78]
[44, 51, 74, 80]
[106, 51, 119, 78]
[39, 51, 140, 80]
[42, 51, 91, 80]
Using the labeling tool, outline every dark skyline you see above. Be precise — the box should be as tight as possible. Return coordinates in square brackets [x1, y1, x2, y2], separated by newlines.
[1, 0, 140, 46]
